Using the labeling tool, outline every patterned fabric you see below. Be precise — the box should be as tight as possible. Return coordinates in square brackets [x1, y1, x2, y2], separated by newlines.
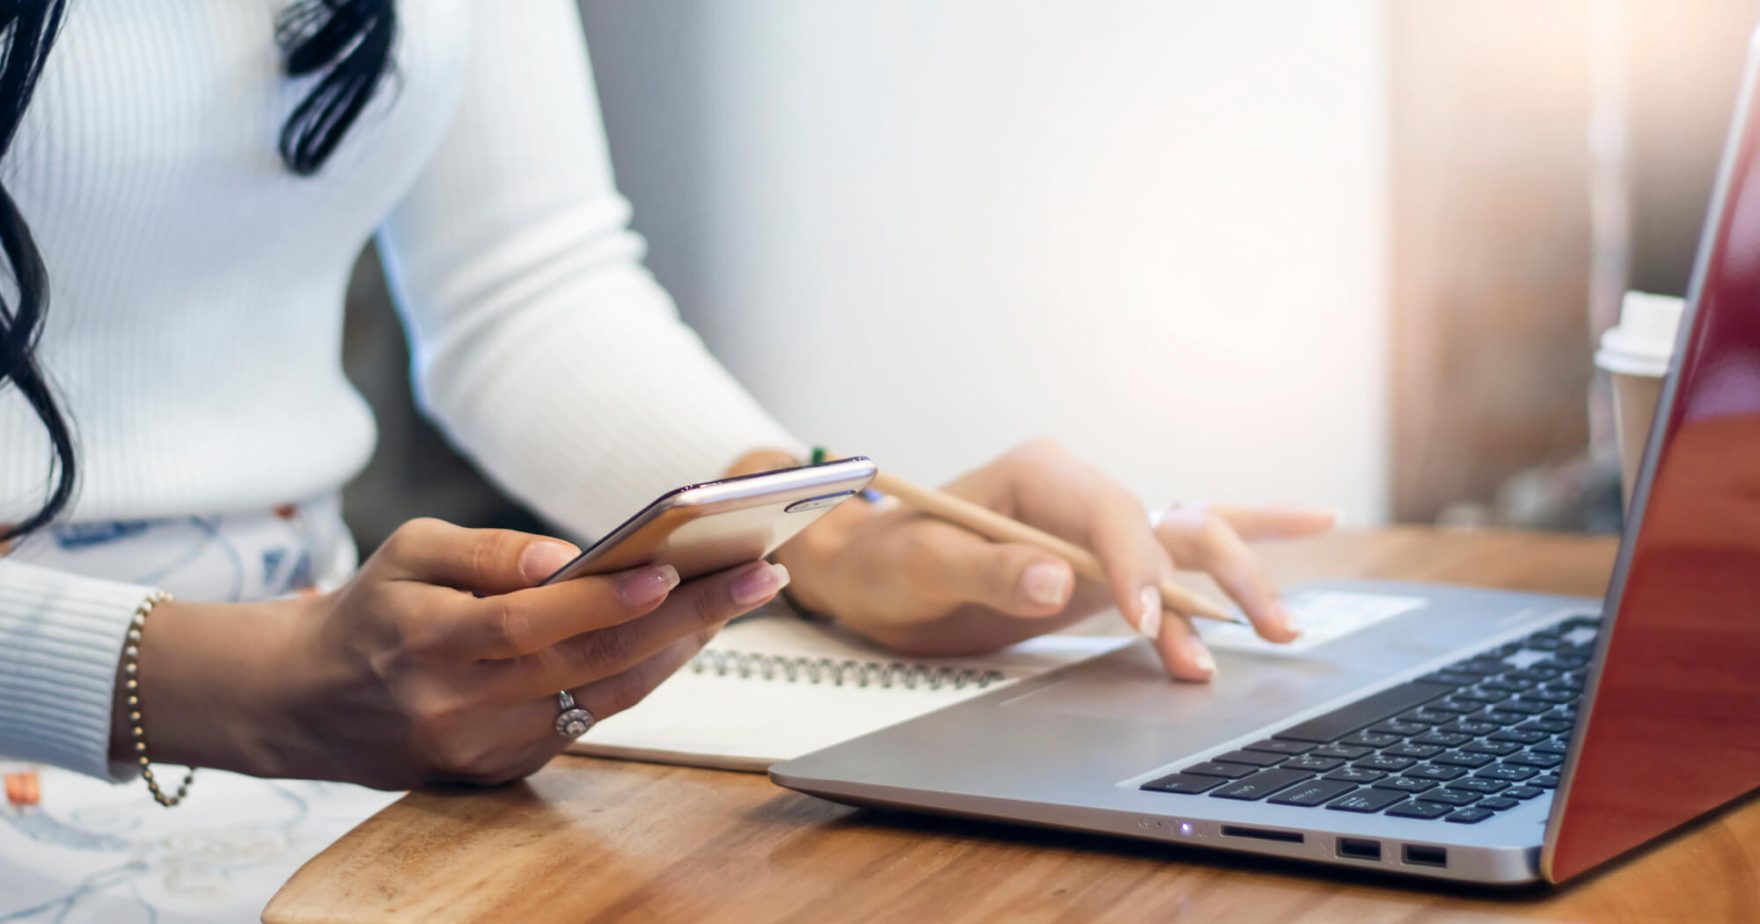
[3, 495, 355, 603]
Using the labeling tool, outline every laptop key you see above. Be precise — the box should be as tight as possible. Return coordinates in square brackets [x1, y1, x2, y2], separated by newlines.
[1354, 754, 1417, 772]
[1419, 670, 1481, 687]
[1497, 700, 1552, 716]
[1478, 796, 1520, 811]
[1503, 785, 1544, 799]
[1415, 789, 1479, 807]
[1446, 808, 1496, 824]
[1474, 709, 1531, 726]
[1182, 761, 1259, 779]
[1371, 776, 1436, 794]
[1268, 779, 1358, 807]
[1475, 764, 1539, 782]
[1210, 768, 1315, 801]
[1522, 717, 1575, 734]
[1279, 755, 1346, 772]
[1532, 740, 1569, 756]
[1431, 751, 1495, 769]
[1243, 739, 1313, 756]
[1369, 720, 1430, 737]
[1411, 730, 1472, 748]
[1383, 743, 1443, 760]
[1213, 749, 1287, 768]
[1533, 773, 1562, 789]
[1480, 679, 1533, 694]
[1526, 689, 1577, 705]
[1404, 764, 1467, 782]
[1426, 699, 1481, 715]
[1326, 788, 1409, 813]
[1442, 720, 1500, 736]
[1462, 740, 1522, 757]
[1385, 800, 1452, 820]
[1449, 688, 1509, 705]
[1504, 751, 1564, 769]
[1398, 709, 1454, 726]
[1142, 773, 1224, 794]
[1341, 731, 1404, 749]
[1448, 777, 1509, 794]
[1310, 744, 1373, 760]
[1323, 767, 1387, 784]
[1489, 728, 1547, 745]
[1272, 682, 1454, 744]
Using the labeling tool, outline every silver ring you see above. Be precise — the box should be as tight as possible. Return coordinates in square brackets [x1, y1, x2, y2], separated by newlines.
[554, 690, 595, 739]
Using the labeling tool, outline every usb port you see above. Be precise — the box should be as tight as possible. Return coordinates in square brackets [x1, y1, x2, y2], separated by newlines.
[1337, 838, 1381, 861]
[1403, 844, 1448, 868]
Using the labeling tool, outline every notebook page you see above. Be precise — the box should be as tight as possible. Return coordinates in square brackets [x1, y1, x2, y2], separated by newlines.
[567, 616, 1129, 771]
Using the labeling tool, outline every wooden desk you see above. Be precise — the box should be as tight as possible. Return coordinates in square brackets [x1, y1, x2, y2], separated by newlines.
[265, 528, 1760, 923]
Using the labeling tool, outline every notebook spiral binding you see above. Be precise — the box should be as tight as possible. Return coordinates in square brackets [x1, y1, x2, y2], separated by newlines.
[689, 650, 1007, 691]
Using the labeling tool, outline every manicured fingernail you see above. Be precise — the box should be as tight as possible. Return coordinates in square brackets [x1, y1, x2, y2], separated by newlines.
[1157, 504, 1208, 529]
[519, 541, 578, 583]
[1274, 600, 1302, 638]
[1190, 639, 1217, 675]
[732, 562, 790, 606]
[618, 564, 680, 608]
[1021, 562, 1070, 607]
[1138, 586, 1162, 640]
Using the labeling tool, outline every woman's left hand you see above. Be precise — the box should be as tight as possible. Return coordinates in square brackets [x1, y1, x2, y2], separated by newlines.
[755, 440, 1336, 683]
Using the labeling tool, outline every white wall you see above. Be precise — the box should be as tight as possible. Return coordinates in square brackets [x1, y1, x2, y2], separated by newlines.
[581, 1, 1390, 523]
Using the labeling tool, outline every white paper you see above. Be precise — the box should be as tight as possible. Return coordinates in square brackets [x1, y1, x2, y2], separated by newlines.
[1198, 590, 1428, 655]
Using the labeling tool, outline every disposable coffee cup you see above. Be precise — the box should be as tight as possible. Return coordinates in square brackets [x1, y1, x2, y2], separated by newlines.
[1595, 291, 1684, 509]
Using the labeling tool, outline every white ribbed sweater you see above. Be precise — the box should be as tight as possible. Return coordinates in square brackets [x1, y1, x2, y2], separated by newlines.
[0, 0, 799, 779]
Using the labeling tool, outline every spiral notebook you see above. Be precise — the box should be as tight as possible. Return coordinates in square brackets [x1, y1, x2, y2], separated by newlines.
[565, 612, 1130, 771]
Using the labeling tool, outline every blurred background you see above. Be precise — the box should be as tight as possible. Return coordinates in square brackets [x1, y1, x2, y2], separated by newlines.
[340, 0, 1758, 551]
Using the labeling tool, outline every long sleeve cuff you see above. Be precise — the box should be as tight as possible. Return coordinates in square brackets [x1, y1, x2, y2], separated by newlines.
[0, 559, 156, 781]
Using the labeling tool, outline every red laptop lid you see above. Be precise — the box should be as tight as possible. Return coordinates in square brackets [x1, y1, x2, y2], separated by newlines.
[1543, 29, 1760, 882]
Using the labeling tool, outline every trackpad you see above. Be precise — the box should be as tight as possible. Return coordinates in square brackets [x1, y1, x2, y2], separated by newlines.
[999, 645, 1347, 726]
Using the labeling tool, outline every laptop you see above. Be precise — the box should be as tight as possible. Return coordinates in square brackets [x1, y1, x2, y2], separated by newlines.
[771, 31, 1760, 886]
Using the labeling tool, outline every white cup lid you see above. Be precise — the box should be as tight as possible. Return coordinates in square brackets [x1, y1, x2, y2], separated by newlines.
[1596, 291, 1683, 377]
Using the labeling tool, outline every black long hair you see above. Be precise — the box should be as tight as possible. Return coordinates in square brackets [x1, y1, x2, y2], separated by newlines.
[0, 0, 396, 544]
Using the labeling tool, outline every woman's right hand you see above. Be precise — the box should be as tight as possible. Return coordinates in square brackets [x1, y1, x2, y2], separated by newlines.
[120, 518, 789, 789]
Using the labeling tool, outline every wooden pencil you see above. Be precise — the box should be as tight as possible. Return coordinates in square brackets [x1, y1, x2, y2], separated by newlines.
[866, 469, 1246, 626]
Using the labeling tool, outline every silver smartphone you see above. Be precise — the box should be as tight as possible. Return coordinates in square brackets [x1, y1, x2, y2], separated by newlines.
[539, 456, 878, 585]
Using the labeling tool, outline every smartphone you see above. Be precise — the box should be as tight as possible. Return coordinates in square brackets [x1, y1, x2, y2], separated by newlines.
[539, 456, 878, 585]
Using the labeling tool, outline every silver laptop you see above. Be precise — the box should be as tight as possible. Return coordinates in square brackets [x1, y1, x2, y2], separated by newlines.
[771, 30, 1760, 886]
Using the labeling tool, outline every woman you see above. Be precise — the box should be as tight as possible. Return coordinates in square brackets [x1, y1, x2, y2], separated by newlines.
[0, 1, 1330, 797]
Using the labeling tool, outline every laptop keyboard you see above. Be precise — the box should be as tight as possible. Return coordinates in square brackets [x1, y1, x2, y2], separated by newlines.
[1141, 616, 1600, 824]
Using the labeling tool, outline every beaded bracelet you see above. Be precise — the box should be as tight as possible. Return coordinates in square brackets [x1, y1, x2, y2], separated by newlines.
[123, 590, 197, 807]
